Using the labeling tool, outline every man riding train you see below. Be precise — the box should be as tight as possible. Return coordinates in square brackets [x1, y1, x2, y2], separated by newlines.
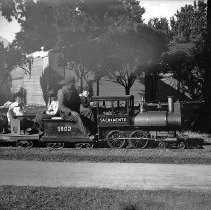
[57, 76, 96, 140]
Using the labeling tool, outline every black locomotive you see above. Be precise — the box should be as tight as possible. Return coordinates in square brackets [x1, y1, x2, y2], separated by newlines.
[0, 95, 203, 149]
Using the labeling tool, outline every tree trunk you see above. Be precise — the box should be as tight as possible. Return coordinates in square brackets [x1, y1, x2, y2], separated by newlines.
[97, 79, 100, 96]
[80, 68, 83, 93]
[80, 76, 83, 92]
[125, 86, 130, 95]
[177, 80, 181, 92]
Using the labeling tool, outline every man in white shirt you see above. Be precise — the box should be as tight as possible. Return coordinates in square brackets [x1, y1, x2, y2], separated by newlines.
[7, 93, 34, 132]
[7, 96, 25, 124]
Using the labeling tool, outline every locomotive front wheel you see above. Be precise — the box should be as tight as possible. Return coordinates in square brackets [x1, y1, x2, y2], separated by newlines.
[129, 130, 149, 149]
[177, 141, 186, 149]
[106, 130, 125, 149]
[86, 143, 94, 148]
[158, 142, 166, 149]
[16, 140, 33, 148]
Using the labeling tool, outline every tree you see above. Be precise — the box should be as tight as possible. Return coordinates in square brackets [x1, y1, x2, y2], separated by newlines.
[64, 0, 146, 94]
[60, 0, 146, 94]
[0, 43, 9, 93]
[148, 17, 170, 35]
[0, 0, 145, 88]
[0, 0, 167, 96]
[0, 41, 29, 103]
[0, 0, 119, 91]
[170, 1, 207, 44]
[105, 22, 168, 95]
[161, 0, 207, 100]
[107, 63, 139, 95]
[0, 0, 58, 52]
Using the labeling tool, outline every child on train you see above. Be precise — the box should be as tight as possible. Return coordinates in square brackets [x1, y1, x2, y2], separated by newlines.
[7, 93, 34, 133]
[46, 90, 59, 115]
[32, 90, 59, 134]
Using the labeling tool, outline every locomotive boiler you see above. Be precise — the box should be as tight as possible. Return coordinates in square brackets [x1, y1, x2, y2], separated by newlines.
[132, 96, 181, 129]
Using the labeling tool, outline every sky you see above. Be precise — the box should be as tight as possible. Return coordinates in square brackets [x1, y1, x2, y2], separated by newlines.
[0, 0, 195, 43]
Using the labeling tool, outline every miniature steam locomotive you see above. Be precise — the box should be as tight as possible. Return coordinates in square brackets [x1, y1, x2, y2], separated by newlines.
[0, 95, 203, 149]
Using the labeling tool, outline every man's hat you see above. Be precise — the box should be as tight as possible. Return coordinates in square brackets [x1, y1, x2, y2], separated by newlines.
[64, 76, 76, 85]
[48, 90, 57, 97]
[14, 92, 22, 99]
[83, 86, 89, 91]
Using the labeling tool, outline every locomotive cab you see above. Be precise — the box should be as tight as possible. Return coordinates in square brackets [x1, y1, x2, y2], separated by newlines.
[92, 95, 134, 127]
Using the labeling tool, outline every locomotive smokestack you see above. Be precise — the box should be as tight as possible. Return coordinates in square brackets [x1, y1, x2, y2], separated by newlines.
[140, 95, 145, 113]
[168, 96, 174, 113]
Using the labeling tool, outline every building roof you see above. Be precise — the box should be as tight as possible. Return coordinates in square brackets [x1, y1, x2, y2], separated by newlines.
[26, 48, 62, 58]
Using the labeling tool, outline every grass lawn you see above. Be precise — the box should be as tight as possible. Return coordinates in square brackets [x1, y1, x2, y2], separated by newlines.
[1, 146, 211, 164]
[0, 185, 210, 210]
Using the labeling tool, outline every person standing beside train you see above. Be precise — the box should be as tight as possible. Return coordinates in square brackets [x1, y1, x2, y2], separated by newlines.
[0, 101, 12, 133]
[57, 76, 95, 141]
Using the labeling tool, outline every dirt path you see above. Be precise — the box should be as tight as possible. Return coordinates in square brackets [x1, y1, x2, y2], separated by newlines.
[0, 160, 211, 191]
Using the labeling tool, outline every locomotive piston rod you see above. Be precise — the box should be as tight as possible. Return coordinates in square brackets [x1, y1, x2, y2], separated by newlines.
[118, 137, 179, 142]
[119, 137, 152, 140]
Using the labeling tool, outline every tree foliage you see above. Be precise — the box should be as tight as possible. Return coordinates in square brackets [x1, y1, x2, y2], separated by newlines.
[0, 42, 27, 102]
[170, 1, 207, 44]
[161, 0, 207, 100]
[0, 0, 169, 95]
[105, 22, 168, 94]
[0, 42, 28, 80]
[148, 17, 170, 35]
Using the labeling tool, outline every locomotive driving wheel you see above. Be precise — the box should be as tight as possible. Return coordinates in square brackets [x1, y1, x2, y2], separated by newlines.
[158, 142, 166, 149]
[129, 130, 149, 149]
[47, 142, 64, 149]
[86, 143, 94, 148]
[75, 143, 83, 149]
[106, 130, 125, 149]
[177, 141, 186, 149]
[16, 140, 33, 148]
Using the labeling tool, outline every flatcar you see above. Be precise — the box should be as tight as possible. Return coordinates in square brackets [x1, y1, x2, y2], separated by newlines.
[0, 95, 204, 149]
